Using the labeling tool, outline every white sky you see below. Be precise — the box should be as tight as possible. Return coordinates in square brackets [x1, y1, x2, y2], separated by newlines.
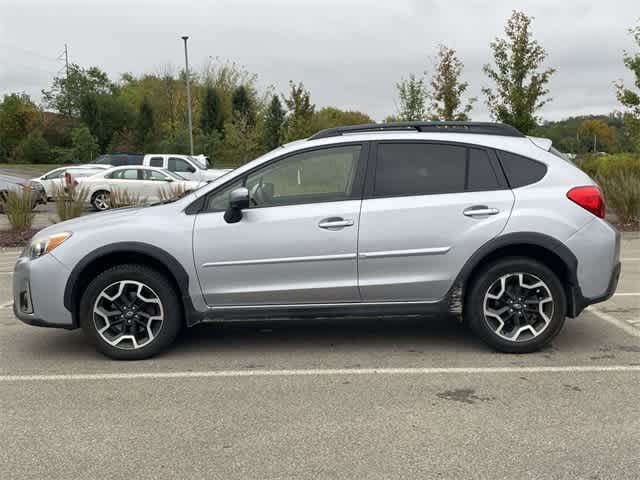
[1, 0, 638, 121]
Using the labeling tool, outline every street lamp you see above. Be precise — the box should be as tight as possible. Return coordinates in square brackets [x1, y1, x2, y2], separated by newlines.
[181, 35, 194, 155]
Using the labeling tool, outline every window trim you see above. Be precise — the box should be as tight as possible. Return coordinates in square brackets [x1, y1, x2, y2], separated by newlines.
[364, 140, 509, 200]
[191, 142, 369, 214]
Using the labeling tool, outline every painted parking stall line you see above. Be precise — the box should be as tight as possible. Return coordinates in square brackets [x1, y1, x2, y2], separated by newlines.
[2, 365, 640, 383]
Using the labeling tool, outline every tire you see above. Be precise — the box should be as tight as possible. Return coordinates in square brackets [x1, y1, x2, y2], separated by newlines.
[464, 257, 566, 353]
[79, 264, 182, 360]
[91, 190, 110, 211]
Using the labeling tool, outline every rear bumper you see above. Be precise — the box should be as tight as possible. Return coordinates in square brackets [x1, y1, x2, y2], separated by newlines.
[570, 261, 621, 317]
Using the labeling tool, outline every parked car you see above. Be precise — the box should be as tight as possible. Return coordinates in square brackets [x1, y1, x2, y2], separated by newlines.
[14, 122, 620, 360]
[31, 165, 110, 200]
[92, 153, 231, 183]
[75, 165, 205, 211]
[0, 174, 46, 212]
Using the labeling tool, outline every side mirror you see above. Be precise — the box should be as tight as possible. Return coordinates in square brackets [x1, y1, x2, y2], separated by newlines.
[224, 187, 250, 223]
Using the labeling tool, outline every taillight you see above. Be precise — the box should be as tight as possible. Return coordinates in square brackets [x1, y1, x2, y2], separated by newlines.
[567, 186, 605, 218]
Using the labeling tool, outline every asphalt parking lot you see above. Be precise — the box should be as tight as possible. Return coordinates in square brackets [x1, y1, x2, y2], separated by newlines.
[1, 234, 639, 480]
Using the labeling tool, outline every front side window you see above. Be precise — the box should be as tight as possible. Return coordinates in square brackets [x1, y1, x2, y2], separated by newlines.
[205, 180, 244, 211]
[245, 145, 361, 207]
[168, 157, 196, 173]
[374, 143, 466, 196]
[44, 169, 65, 180]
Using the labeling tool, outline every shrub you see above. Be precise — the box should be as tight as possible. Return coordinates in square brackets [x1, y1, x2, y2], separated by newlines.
[1, 187, 35, 231]
[109, 188, 146, 209]
[597, 169, 640, 224]
[52, 183, 89, 222]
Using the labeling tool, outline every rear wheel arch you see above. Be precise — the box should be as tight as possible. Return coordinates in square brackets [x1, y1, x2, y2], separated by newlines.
[64, 242, 198, 329]
[456, 232, 579, 316]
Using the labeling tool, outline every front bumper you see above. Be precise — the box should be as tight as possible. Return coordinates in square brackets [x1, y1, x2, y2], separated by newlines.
[13, 253, 74, 329]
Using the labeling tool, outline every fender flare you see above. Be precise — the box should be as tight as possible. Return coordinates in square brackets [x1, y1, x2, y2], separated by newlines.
[63, 242, 200, 327]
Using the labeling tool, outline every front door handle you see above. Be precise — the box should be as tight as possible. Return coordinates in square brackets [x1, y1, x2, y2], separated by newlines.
[463, 206, 500, 217]
[318, 217, 354, 229]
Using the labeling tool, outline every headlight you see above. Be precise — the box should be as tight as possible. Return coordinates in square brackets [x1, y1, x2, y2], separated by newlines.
[28, 232, 72, 259]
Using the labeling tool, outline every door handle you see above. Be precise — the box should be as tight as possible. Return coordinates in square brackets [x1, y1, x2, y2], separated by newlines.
[318, 218, 354, 229]
[463, 206, 500, 217]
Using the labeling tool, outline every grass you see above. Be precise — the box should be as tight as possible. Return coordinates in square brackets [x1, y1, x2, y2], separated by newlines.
[52, 183, 90, 222]
[0, 163, 66, 178]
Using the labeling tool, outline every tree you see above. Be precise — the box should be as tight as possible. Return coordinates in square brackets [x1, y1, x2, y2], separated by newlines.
[577, 119, 618, 152]
[0, 93, 40, 162]
[42, 64, 114, 117]
[231, 85, 255, 126]
[12, 130, 50, 163]
[264, 95, 285, 150]
[616, 21, 640, 150]
[283, 81, 315, 141]
[200, 86, 224, 135]
[313, 107, 373, 132]
[428, 45, 475, 121]
[135, 97, 155, 148]
[482, 10, 555, 134]
[395, 73, 428, 121]
[80, 93, 133, 152]
[70, 126, 99, 162]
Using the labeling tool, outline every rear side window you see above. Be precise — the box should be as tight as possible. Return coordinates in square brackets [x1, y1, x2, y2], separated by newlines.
[374, 143, 466, 196]
[149, 157, 164, 167]
[497, 150, 547, 188]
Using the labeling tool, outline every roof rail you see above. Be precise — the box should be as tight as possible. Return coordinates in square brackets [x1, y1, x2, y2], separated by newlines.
[308, 121, 525, 140]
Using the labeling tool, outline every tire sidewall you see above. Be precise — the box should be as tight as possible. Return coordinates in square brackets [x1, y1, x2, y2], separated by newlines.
[79, 265, 181, 360]
[466, 258, 567, 353]
[92, 191, 110, 211]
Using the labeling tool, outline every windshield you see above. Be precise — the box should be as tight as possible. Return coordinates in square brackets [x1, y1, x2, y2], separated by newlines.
[189, 155, 207, 170]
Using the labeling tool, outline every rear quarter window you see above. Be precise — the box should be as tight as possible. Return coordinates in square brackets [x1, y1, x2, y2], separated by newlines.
[496, 150, 547, 188]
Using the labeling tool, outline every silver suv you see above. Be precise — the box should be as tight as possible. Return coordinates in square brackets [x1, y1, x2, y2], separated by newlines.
[13, 122, 621, 360]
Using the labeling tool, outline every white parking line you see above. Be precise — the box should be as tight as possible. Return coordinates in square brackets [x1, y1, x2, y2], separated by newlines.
[1, 365, 640, 382]
[621, 258, 640, 261]
[587, 306, 640, 338]
[613, 293, 640, 296]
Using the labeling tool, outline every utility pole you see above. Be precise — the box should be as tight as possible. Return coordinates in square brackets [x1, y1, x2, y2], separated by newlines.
[64, 43, 71, 116]
[181, 36, 194, 155]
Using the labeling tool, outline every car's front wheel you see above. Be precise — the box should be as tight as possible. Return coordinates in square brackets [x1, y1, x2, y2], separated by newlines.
[465, 257, 566, 353]
[79, 264, 182, 360]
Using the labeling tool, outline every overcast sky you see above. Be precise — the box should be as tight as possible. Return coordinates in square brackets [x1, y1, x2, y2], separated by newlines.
[1, 0, 638, 121]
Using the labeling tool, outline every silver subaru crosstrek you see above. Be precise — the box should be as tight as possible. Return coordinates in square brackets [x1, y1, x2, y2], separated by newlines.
[14, 122, 620, 360]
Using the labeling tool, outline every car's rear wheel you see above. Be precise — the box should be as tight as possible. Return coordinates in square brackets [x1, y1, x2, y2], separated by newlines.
[91, 190, 110, 211]
[79, 264, 182, 360]
[465, 257, 566, 353]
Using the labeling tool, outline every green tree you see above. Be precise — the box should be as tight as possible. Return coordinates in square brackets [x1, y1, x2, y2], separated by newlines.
[200, 86, 224, 135]
[231, 85, 255, 126]
[616, 21, 640, 150]
[395, 73, 428, 121]
[283, 81, 315, 141]
[80, 93, 133, 151]
[577, 119, 618, 152]
[313, 107, 373, 130]
[12, 130, 50, 163]
[42, 64, 114, 117]
[135, 97, 155, 148]
[263, 95, 285, 150]
[428, 45, 475, 121]
[482, 10, 555, 134]
[71, 125, 99, 162]
[0, 93, 40, 161]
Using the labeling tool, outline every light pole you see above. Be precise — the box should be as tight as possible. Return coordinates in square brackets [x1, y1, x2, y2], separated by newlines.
[181, 36, 194, 155]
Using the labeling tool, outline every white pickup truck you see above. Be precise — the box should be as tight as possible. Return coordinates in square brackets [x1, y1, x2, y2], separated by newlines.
[92, 153, 231, 183]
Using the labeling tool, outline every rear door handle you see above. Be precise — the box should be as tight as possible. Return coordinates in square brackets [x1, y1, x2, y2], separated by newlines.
[318, 217, 354, 229]
[463, 206, 500, 217]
